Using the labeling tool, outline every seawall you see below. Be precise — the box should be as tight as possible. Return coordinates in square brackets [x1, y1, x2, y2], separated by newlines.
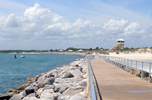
[0, 54, 89, 100]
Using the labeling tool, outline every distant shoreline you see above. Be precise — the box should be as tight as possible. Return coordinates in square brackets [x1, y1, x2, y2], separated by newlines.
[1, 52, 87, 55]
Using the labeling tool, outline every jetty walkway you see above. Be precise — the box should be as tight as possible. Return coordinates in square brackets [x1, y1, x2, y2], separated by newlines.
[91, 56, 152, 100]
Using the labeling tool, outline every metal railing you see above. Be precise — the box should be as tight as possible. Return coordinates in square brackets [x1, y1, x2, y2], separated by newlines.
[100, 56, 152, 83]
[88, 56, 97, 100]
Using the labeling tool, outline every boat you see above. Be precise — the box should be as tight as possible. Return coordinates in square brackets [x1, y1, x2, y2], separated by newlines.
[21, 55, 25, 58]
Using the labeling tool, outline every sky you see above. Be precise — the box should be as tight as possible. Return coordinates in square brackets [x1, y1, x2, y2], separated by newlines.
[0, 0, 152, 50]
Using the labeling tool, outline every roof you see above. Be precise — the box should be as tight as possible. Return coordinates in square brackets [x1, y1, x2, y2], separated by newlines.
[59, 49, 63, 52]
[117, 39, 125, 41]
[68, 49, 73, 52]
[78, 49, 83, 52]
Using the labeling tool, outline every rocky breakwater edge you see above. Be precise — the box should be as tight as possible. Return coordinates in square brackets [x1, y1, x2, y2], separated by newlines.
[1, 56, 89, 100]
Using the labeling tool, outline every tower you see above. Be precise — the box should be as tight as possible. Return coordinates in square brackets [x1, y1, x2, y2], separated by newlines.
[109, 39, 125, 52]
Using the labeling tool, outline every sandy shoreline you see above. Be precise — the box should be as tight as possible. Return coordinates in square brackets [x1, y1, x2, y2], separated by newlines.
[103, 52, 152, 62]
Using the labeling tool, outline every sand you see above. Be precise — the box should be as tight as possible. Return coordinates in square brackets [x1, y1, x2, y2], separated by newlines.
[101, 52, 152, 62]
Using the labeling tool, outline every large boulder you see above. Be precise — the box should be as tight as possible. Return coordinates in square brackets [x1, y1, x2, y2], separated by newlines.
[9, 92, 25, 100]
[58, 87, 83, 99]
[0, 93, 13, 100]
[62, 72, 74, 78]
[22, 93, 39, 100]
[44, 85, 54, 90]
[81, 64, 87, 73]
[40, 89, 60, 100]
[22, 96, 39, 100]
[76, 79, 87, 87]
[36, 75, 47, 83]
[46, 69, 59, 78]
[37, 77, 55, 89]
[53, 83, 70, 93]
[69, 69, 82, 77]
[58, 95, 71, 100]
[70, 94, 87, 100]
[35, 88, 44, 98]
[24, 86, 35, 95]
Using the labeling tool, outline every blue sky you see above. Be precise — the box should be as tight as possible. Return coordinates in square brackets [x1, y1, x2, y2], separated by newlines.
[0, 0, 152, 50]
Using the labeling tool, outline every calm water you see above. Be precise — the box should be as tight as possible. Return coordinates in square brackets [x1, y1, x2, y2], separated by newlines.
[0, 54, 80, 94]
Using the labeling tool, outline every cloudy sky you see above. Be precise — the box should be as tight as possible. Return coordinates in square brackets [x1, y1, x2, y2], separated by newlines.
[0, 0, 152, 50]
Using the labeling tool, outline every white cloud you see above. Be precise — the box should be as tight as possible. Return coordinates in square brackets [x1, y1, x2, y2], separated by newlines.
[0, 3, 151, 49]
[24, 3, 63, 23]
[103, 19, 128, 34]
[124, 22, 145, 35]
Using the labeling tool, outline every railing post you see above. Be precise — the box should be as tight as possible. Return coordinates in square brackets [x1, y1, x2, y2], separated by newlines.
[119, 58, 120, 67]
[141, 62, 143, 79]
[148, 63, 151, 83]
[135, 61, 137, 76]
[127, 59, 129, 72]
[130, 60, 132, 74]
[121, 58, 122, 68]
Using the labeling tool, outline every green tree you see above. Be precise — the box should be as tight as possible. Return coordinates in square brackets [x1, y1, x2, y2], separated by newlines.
[50, 49, 53, 52]
[89, 48, 92, 51]
[96, 47, 99, 50]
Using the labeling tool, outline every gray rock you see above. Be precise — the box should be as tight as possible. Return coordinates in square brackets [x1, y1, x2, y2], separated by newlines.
[40, 89, 60, 100]
[82, 74, 87, 79]
[62, 72, 74, 78]
[54, 78, 72, 84]
[9, 92, 25, 100]
[35, 88, 44, 98]
[81, 65, 87, 73]
[70, 69, 82, 77]
[35, 74, 43, 81]
[24, 86, 35, 95]
[36, 75, 47, 83]
[37, 77, 55, 89]
[70, 94, 87, 100]
[58, 95, 71, 100]
[22, 96, 39, 100]
[44, 85, 54, 90]
[0, 93, 13, 100]
[46, 69, 58, 78]
[76, 79, 87, 87]
[53, 83, 69, 93]
[59, 87, 83, 99]
[53, 83, 60, 92]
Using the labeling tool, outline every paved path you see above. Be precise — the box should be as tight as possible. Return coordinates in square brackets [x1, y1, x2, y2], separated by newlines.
[91, 56, 152, 100]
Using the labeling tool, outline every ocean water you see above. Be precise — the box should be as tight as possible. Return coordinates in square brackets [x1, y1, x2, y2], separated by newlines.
[0, 53, 80, 94]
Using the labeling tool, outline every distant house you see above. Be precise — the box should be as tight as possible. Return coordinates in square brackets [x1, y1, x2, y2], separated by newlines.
[78, 49, 83, 52]
[59, 49, 63, 52]
[68, 49, 73, 52]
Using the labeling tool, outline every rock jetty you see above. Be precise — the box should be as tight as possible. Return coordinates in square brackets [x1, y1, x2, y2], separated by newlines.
[1, 56, 89, 100]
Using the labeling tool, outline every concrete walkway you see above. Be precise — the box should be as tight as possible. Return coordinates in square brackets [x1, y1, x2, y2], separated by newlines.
[91, 56, 152, 100]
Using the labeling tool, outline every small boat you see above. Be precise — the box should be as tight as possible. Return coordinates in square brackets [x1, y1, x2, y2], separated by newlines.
[14, 54, 17, 59]
[21, 55, 25, 58]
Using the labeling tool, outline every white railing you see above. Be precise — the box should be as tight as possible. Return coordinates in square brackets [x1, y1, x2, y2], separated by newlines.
[100, 56, 152, 83]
